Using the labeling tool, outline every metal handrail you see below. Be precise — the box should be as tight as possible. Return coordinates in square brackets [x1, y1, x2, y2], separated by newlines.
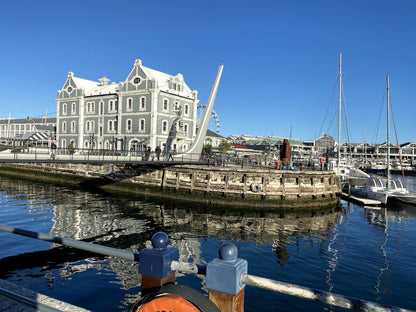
[0, 224, 139, 261]
[241, 274, 411, 312]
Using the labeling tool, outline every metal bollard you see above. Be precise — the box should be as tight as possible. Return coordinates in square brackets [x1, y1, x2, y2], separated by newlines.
[138, 232, 179, 294]
[206, 242, 248, 312]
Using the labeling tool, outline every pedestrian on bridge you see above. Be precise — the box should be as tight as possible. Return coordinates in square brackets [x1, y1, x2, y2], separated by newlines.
[155, 146, 161, 161]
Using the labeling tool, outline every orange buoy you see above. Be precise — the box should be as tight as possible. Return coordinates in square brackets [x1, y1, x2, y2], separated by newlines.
[136, 294, 201, 312]
[129, 284, 220, 312]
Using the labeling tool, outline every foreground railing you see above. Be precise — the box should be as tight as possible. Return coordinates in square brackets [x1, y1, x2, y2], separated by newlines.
[0, 224, 413, 312]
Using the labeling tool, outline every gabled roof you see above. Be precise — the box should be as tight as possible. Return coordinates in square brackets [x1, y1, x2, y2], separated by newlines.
[71, 75, 118, 96]
[206, 129, 223, 138]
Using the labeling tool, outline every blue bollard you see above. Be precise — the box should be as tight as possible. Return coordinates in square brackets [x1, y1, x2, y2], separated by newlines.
[206, 242, 248, 311]
[139, 232, 179, 291]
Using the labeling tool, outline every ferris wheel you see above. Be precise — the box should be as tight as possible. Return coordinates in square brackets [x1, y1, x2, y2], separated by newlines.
[197, 104, 220, 134]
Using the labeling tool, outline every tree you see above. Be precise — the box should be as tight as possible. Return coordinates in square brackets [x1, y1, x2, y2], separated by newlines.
[202, 143, 212, 154]
[218, 140, 231, 154]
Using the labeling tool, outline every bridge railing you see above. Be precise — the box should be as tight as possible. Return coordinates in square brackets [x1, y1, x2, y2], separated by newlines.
[0, 145, 205, 163]
[0, 224, 413, 312]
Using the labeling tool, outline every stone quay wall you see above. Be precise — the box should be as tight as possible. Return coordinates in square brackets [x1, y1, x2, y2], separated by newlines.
[0, 163, 341, 209]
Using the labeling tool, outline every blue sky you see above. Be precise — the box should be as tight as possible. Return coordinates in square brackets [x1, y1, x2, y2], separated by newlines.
[0, 0, 415, 144]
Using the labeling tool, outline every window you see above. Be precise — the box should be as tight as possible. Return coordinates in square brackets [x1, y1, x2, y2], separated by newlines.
[173, 83, 176, 90]
[86, 121, 94, 133]
[71, 102, 76, 114]
[71, 121, 76, 133]
[126, 119, 132, 132]
[184, 124, 188, 135]
[162, 120, 168, 133]
[99, 101, 104, 114]
[140, 97, 146, 111]
[99, 126, 103, 136]
[174, 101, 179, 111]
[163, 99, 169, 111]
[139, 119, 145, 132]
[62, 121, 67, 133]
[108, 120, 117, 133]
[109, 100, 118, 112]
[62, 103, 67, 115]
[184, 104, 189, 116]
[86, 102, 95, 114]
[127, 98, 133, 111]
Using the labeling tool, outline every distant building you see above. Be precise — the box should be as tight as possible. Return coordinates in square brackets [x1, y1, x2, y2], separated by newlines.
[0, 117, 56, 146]
[314, 133, 335, 155]
[56, 59, 199, 153]
[204, 129, 224, 149]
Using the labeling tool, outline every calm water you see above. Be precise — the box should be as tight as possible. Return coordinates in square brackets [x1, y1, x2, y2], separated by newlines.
[0, 175, 416, 311]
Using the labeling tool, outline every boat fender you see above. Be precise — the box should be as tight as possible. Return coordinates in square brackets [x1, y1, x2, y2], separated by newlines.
[129, 284, 220, 312]
[250, 183, 260, 192]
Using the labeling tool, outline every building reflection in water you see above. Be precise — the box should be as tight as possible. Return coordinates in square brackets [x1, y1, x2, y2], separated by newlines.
[0, 177, 342, 303]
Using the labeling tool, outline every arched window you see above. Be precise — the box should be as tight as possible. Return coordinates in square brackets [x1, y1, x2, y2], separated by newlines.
[140, 97, 146, 111]
[162, 120, 168, 133]
[163, 99, 169, 111]
[126, 119, 132, 132]
[139, 118, 145, 132]
[62, 121, 67, 133]
[127, 98, 133, 111]
[71, 102, 76, 114]
[62, 103, 67, 115]
[184, 104, 189, 116]
[71, 121, 76, 133]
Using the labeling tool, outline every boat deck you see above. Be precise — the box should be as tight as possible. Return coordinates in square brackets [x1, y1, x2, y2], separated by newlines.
[340, 192, 382, 207]
[0, 279, 90, 311]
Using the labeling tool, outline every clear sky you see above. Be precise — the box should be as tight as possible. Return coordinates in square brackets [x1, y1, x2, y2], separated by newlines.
[0, 0, 415, 144]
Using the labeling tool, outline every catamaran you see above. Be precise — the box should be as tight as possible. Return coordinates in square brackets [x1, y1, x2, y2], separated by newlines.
[351, 75, 416, 207]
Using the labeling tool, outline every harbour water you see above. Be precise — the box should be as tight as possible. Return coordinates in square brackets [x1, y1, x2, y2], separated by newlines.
[0, 175, 415, 311]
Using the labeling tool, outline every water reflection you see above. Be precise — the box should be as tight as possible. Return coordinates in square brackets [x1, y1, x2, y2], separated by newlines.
[2, 176, 415, 311]
[0, 176, 342, 280]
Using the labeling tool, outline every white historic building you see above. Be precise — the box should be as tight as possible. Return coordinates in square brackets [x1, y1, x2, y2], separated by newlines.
[56, 59, 199, 153]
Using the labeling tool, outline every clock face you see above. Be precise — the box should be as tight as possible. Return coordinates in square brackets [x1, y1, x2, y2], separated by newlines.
[67, 86, 73, 92]
[133, 77, 141, 84]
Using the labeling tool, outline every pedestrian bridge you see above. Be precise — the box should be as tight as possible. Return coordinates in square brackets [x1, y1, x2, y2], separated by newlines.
[0, 146, 205, 166]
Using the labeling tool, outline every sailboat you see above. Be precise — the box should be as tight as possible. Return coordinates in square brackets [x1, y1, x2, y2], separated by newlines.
[332, 52, 369, 182]
[353, 75, 416, 207]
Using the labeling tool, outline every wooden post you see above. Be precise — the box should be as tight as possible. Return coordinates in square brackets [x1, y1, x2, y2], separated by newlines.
[160, 169, 166, 190]
[209, 289, 245, 312]
[189, 173, 194, 194]
[139, 232, 179, 295]
[206, 173, 211, 194]
[175, 172, 180, 192]
[206, 243, 247, 312]
[141, 273, 175, 294]
[242, 174, 247, 197]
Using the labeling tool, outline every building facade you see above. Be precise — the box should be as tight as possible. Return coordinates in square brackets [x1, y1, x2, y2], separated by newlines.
[0, 117, 55, 146]
[56, 59, 199, 153]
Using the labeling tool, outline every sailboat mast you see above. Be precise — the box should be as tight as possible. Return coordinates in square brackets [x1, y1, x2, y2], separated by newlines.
[337, 52, 342, 175]
[386, 74, 391, 190]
